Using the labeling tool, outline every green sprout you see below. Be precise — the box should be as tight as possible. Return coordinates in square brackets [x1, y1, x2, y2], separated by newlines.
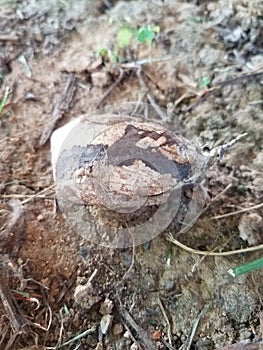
[97, 22, 160, 64]
[0, 86, 10, 114]
[117, 26, 134, 48]
[199, 76, 212, 89]
[97, 47, 108, 58]
[137, 25, 160, 44]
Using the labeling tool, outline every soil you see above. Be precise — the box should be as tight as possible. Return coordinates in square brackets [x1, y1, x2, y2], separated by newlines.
[0, 1, 263, 349]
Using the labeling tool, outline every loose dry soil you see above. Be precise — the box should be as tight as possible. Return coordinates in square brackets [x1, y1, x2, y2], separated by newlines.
[0, 0, 263, 349]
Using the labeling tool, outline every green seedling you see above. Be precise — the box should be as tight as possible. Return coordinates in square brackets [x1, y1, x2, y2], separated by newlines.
[117, 26, 134, 48]
[199, 76, 212, 89]
[97, 47, 108, 58]
[228, 257, 263, 277]
[188, 16, 210, 24]
[98, 20, 160, 64]
[137, 25, 160, 44]
[0, 86, 10, 114]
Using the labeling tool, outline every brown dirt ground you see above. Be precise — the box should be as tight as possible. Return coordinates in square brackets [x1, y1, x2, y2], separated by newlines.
[0, 1, 263, 349]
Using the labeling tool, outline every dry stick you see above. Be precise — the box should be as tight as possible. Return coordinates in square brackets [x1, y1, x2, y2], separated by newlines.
[0, 270, 27, 333]
[186, 70, 263, 111]
[137, 67, 168, 122]
[157, 296, 173, 347]
[1, 194, 54, 200]
[211, 202, 263, 220]
[21, 184, 55, 205]
[166, 233, 263, 256]
[0, 114, 70, 145]
[121, 319, 144, 350]
[118, 303, 156, 350]
[210, 184, 233, 202]
[119, 55, 173, 69]
[181, 304, 210, 350]
[94, 67, 125, 109]
[39, 74, 76, 146]
[46, 326, 97, 350]
[0, 35, 19, 41]
[3, 332, 20, 350]
[112, 226, 136, 291]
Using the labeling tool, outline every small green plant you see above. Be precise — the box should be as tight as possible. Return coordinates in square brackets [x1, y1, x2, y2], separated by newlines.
[98, 21, 160, 63]
[137, 25, 160, 44]
[116, 26, 134, 48]
[199, 76, 212, 89]
[0, 86, 10, 114]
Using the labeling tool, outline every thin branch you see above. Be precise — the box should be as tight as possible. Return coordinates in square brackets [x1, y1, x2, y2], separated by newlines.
[157, 296, 173, 347]
[21, 184, 55, 205]
[94, 67, 124, 108]
[211, 202, 263, 220]
[39, 74, 77, 146]
[119, 55, 173, 69]
[117, 303, 156, 350]
[137, 67, 168, 122]
[181, 304, 210, 350]
[166, 233, 263, 256]
[0, 270, 27, 333]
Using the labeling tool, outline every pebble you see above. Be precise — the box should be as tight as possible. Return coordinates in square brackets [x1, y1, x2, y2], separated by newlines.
[99, 297, 114, 315]
[100, 314, 113, 335]
[91, 71, 111, 88]
[112, 323, 123, 336]
[124, 330, 131, 339]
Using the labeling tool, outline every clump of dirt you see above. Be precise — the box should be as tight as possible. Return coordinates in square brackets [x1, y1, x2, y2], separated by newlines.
[0, 0, 262, 349]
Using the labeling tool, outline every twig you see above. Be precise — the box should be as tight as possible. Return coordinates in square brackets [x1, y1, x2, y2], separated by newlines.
[137, 67, 168, 121]
[117, 303, 156, 350]
[0, 270, 27, 333]
[186, 71, 263, 111]
[210, 184, 232, 202]
[209, 133, 248, 160]
[1, 194, 54, 200]
[121, 319, 144, 350]
[180, 304, 210, 350]
[94, 67, 124, 108]
[0, 35, 19, 41]
[211, 202, 263, 220]
[157, 296, 173, 347]
[119, 55, 173, 69]
[119, 228, 136, 284]
[46, 326, 97, 349]
[21, 184, 55, 205]
[166, 233, 263, 256]
[39, 74, 76, 146]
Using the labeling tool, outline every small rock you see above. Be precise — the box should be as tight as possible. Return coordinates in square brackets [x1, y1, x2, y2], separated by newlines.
[238, 213, 263, 245]
[91, 71, 111, 88]
[37, 214, 44, 221]
[152, 329, 162, 340]
[225, 27, 244, 43]
[99, 297, 114, 315]
[253, 151, 263, 171]
[95, 342, 104, 350]
[74, 283, 101, 309]
[124, 330, 131, 339]
[25, 91, 37, 100]
[130, 343, 139, 350]
[100, 314, 113, 335]
[112, 322, 123, 336]
[79, 246, 91, 261]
